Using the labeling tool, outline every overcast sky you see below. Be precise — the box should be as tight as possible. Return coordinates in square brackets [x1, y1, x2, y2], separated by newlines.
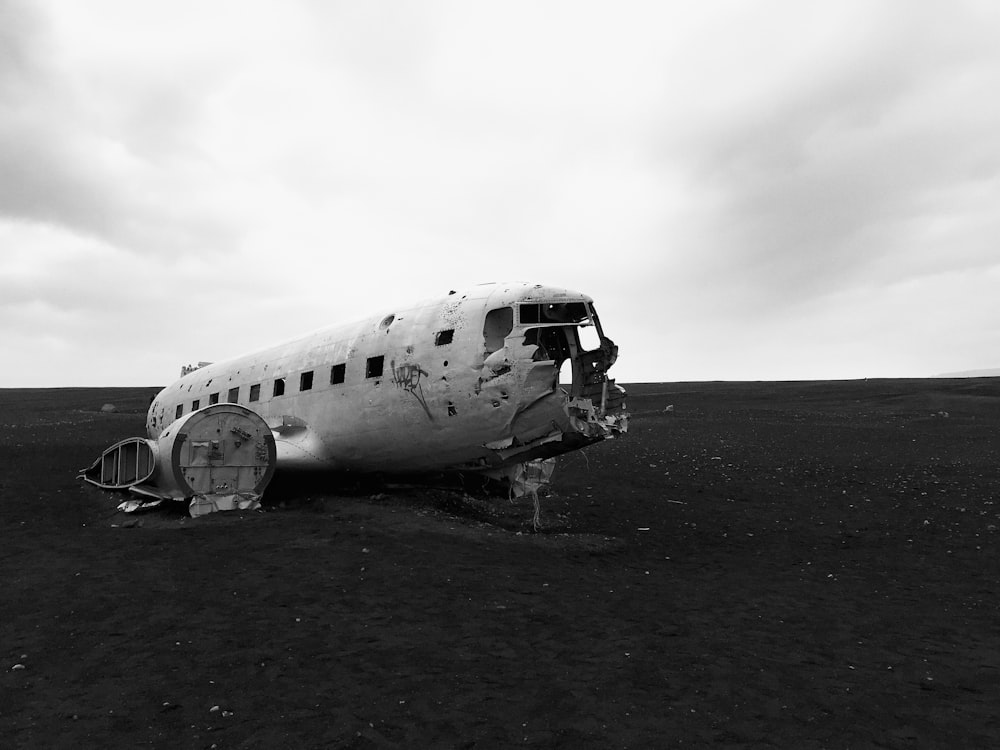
[2, 0, 998, 387]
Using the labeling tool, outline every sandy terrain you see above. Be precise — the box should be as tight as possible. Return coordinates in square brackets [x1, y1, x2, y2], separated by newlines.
[2, 379, 998, 748]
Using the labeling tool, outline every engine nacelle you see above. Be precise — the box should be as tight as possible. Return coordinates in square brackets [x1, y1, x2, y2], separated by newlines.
[81, 403, 277, 516]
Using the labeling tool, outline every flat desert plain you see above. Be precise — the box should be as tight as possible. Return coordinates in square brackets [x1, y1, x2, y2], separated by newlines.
[1, 380, 998, 748]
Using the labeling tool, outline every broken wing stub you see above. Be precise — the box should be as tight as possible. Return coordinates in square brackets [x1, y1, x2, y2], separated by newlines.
[80, 403, 277, 516]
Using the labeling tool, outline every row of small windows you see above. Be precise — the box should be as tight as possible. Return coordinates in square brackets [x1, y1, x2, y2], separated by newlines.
[172, 353, 400, 418]
[175, 327, 454, 411]
[173, 324, 458, 420]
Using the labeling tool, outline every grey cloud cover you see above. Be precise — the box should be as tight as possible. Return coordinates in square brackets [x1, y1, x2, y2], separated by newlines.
[1, 0, 998, 386]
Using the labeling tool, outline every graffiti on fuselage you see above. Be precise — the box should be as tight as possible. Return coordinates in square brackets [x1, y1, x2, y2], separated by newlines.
[391, 360, 433, 420]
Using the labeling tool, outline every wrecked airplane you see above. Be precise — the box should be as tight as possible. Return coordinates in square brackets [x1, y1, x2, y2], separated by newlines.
[82, 282, 628, 519]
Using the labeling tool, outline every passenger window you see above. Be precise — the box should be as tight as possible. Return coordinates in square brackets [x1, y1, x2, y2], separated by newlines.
[330, 363, 346, 385]
[209, 392, 219, 405]
[227, 387, 239, 403]
[175, 404, 183, 420]
[366, 356, 384, 378]
[249, 384, 261, 402]
[273, 378, 285, 397]
[191, 399, 200, 410]
[300, 371, 313, 391]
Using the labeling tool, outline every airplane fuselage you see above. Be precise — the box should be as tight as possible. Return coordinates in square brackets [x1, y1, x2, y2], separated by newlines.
[145, 282, 627, 476]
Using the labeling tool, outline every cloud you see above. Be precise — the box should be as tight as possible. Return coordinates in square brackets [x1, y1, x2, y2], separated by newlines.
[0, 2, 115, 235]
[1, 1, 999, 385]
[0, 0, 247, 259]
[654, 1, 1000, 311]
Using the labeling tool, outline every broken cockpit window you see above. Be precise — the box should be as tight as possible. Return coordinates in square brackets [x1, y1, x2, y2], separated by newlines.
[522, 327, 572, 363]
[519, 302, 590, 325]
[435, 329, 454, 346]
[576, 321, 602, 352]
[483, 307, 513, 354]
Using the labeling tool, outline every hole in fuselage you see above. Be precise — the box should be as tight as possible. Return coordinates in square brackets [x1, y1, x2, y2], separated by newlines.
[484, 307, 513, 354]
[558, 358, 572, 389]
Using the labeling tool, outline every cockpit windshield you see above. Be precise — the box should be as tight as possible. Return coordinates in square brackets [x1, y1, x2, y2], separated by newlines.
[519, 301, 591, 325]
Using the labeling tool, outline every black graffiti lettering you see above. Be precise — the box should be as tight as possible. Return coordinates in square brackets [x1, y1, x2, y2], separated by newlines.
[391, 360, 434, 420]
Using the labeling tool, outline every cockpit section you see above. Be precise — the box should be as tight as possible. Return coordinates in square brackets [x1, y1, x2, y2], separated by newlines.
[477, 295, 628, 468]
[517, 301, 622, 408]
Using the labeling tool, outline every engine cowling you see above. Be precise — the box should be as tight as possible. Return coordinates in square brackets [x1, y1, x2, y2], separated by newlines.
[81, 403, 277, 516]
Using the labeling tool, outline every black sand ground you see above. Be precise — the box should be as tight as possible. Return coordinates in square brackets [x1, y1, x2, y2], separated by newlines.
[1, 380, 998, 748]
